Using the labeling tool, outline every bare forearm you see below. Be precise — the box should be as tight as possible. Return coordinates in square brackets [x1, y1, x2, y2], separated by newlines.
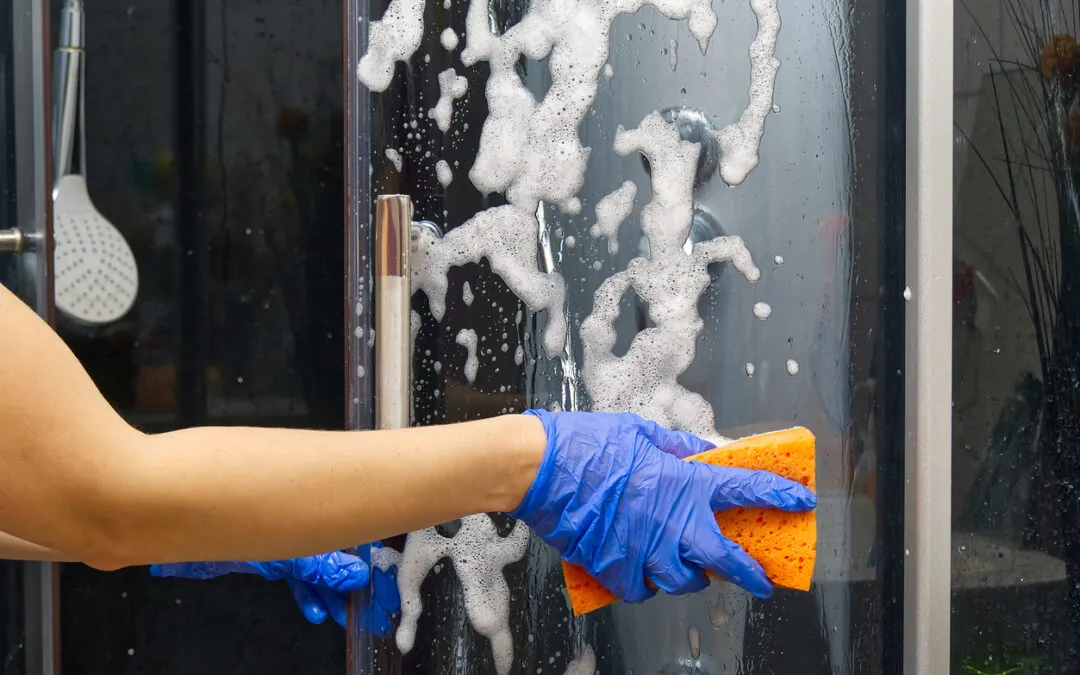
[84, 416, 545, 568]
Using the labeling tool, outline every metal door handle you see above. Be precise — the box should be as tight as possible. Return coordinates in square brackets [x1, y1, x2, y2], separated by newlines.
[374, 194, 413, 431]
[0, 228, 41, 254]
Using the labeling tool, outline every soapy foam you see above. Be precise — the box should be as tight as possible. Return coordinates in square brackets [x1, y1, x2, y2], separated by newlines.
[385, 148, 403, 172]
[580, 113, 759, 440]
[371, 545, 404, 572]
[364, 0, 783, 667]
[712, 0, 781, 185]
[357, 0, 426, 91]
[456, 329, 480, 383]
[441, 27, 460, 51]
[786, 358, 799, 375]
[412, 0, 727, 361]
[753, 301, 771, 319]
[412, 209, 567, 356]
[429, 69, 469, 133]
[462, 280, 474, 306]
[590, 180, 636, 254]
[395, 517, 530, 675]
[562, 646, 596, 675]
[436, 159, 454, 187]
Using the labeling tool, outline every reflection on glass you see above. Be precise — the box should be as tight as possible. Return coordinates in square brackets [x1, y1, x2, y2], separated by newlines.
[56, 1, 347, 672]
[352, 0, 904, 672]
[953, 1, 1080, 672]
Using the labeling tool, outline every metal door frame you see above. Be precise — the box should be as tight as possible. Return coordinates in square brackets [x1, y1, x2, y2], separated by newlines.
[9, 0, 60, 673]
[904, 0, 952, 673]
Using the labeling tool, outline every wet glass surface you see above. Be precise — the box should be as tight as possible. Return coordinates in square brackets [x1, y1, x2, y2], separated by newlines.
[952, 2, 1080, 673]
[351, 0, 907, 672]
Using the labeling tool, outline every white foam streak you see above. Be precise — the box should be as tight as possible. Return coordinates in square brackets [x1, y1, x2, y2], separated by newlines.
[357, 0, 426, 91]
[591, 181, 637, 254]
[436, 159, 454, 187]
[456, 329, 480, 383]
[581, 113, 760, 439]
[430, 68, 469, 133]
[412, 209, 567, 356]
[563, 646, 597, 675]
[441, 27, 460, 51]
[395, 517, 530, 675]
[371, 545, 403, 572]
[385, 148, 403, 172]
[712, 0, 781, 185]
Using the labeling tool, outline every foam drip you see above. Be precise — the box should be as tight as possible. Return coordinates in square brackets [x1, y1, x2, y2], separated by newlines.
[412, 210, 566, 356]
[395, 516, 530, 675]
[590, 181, 636, 254]
[456, 329, 480, 383]
[385, 148, 403, 172]
[712, 0, 781, 185]
[563, 646, 596, 675]
[430, 69, 469, 133]
[441, 27, 460, 51]
[371, 545, 404, 572]
[436, 159, 454, 187]
[580, 113, 759, 440]
[357, 0, 426, 91]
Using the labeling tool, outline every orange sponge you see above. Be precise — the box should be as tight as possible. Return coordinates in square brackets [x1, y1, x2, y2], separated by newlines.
[562, 426, 817, 615]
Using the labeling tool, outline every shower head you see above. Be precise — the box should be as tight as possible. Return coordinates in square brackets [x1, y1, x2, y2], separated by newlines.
[51, 0, 139, 326]
[53, 175, 139, 325]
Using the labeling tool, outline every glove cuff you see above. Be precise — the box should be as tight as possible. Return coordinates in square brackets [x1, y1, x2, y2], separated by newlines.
[507, 409, 555, 522]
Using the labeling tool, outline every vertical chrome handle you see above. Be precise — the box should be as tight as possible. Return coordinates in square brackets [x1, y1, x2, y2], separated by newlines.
[374, 194, 412, 431]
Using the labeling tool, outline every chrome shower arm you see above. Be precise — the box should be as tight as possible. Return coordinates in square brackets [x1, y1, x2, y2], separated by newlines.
[51, 0, 84, 184]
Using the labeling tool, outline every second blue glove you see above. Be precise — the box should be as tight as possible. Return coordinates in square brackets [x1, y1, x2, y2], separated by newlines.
[150, 542, 399, 634]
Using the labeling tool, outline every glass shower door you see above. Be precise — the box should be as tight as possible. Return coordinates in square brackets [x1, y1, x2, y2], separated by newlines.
[345, 0, 907, 671]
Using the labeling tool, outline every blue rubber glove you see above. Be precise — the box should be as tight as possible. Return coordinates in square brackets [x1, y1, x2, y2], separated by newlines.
[510, 410, 817, 602]
[150, 543, 399, 635]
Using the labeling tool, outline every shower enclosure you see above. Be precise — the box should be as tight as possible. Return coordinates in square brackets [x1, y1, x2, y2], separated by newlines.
[0, 0, 955, 671]
[342, 0, 943, 671]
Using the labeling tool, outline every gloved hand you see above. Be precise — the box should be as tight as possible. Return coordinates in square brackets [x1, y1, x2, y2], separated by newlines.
[150, 543, 399, 635]
[510, 410, 817, 602]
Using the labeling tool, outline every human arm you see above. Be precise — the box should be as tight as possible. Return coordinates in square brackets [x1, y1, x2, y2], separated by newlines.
[0, 280, 541, 569]
[0, 531, 74, 561]
[0, 280, 815, 603]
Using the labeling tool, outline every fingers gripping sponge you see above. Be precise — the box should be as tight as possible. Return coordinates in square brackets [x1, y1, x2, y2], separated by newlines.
[562, 426, 817, 615]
